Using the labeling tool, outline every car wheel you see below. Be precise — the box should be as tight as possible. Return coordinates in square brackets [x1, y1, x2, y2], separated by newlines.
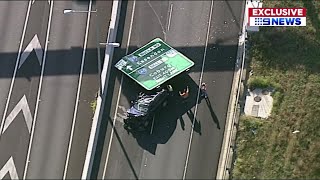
[167, 84, 173, 92]
[144, 120, 149, 127]
[162, 100, 168, 107]
[137, 126, 145, 131]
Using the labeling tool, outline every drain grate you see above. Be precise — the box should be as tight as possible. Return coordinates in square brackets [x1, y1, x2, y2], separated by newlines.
[252, 105, 259, 116]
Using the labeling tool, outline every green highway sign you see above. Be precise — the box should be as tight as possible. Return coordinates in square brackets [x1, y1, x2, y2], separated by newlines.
[115, 38, 194, 90]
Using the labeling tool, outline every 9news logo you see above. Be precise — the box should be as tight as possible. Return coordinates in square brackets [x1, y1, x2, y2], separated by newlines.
[249, 8, 307, 26]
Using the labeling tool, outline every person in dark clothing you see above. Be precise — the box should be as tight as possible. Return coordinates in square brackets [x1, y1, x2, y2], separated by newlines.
[200, 82, 208, 99]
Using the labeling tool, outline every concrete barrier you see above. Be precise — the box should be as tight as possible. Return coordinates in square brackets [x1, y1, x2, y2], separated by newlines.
[216, 0, 263, 179]
[216, 1, 248, 179]
[81, 0, 122, 179]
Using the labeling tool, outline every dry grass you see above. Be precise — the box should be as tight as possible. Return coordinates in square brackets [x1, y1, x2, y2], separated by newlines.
[90, 99, 97, 113]
[233, 0, 320, 179]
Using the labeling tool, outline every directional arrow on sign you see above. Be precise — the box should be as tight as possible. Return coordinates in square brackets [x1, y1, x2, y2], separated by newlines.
[2, 95, 33, 134]
[19, 34, 43, 69]
[0, 156, 19, 179]
[126, 65, 133, 71]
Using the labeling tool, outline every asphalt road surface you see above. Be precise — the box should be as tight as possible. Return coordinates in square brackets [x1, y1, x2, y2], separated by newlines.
[0, 1, 29, 123]
[0, 0, 112, 179]
[92, 0, 244, 179]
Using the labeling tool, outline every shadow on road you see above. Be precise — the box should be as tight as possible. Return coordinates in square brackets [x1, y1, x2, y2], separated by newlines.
[107, 116, 139, 179]
[186, 109, 202, 135]
[126, 72, 203, 154]
[0, 44, 238, 79]
[205, 98, 221, 130]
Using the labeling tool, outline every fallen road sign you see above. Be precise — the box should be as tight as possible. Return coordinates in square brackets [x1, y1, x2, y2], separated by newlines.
[115, 38, 194, 90]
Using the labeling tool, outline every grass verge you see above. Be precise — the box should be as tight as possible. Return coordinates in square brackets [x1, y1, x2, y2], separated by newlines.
[233, 1, 320, 179]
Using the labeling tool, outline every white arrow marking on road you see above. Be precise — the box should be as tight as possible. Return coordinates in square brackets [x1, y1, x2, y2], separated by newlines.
[32, 0, 50, 5]
[2, 95, 33, 134]
[19, 34, 43, 69]
[0, 156, 19, 180]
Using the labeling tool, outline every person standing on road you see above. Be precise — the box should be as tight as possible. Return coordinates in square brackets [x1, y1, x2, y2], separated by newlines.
[200, 82, 208, 99]
[179, 86, 189, 99]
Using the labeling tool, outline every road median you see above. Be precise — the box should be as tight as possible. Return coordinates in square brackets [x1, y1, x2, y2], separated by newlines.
[81, 0, 122, 179]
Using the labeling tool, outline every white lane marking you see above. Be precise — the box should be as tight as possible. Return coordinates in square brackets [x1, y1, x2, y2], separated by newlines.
[102, 76, 123, 178]
[182, 0, 214, 179]
[2, 95, 33, 134]
[19, 34, 43, 69]
[148, 1, 166, 40]
[150, 115, 155, 135]
[0, 0, 32, 139]
[23, 0, 54, 179]
[167, 3, 173, 31]
[0, 156, 19, 179]
[32, 0, 50, 5]
[63, 0, 93, 178]
[101, 0, 136, 179]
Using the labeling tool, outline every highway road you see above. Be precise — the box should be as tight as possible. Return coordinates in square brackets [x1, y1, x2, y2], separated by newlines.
[0, 0, 112, 179]
[0, 1, 31, 179]
[0, 1, 29, 123]
[92, 0, 244, 179]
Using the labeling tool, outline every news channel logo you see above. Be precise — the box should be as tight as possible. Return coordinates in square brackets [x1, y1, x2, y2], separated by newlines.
[248, 8, 307, 27]
[254, 17, 303, 26]
[252, 17, 305, 26]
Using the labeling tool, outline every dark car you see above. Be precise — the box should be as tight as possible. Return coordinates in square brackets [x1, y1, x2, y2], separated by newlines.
[124, 87, 171, 131]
